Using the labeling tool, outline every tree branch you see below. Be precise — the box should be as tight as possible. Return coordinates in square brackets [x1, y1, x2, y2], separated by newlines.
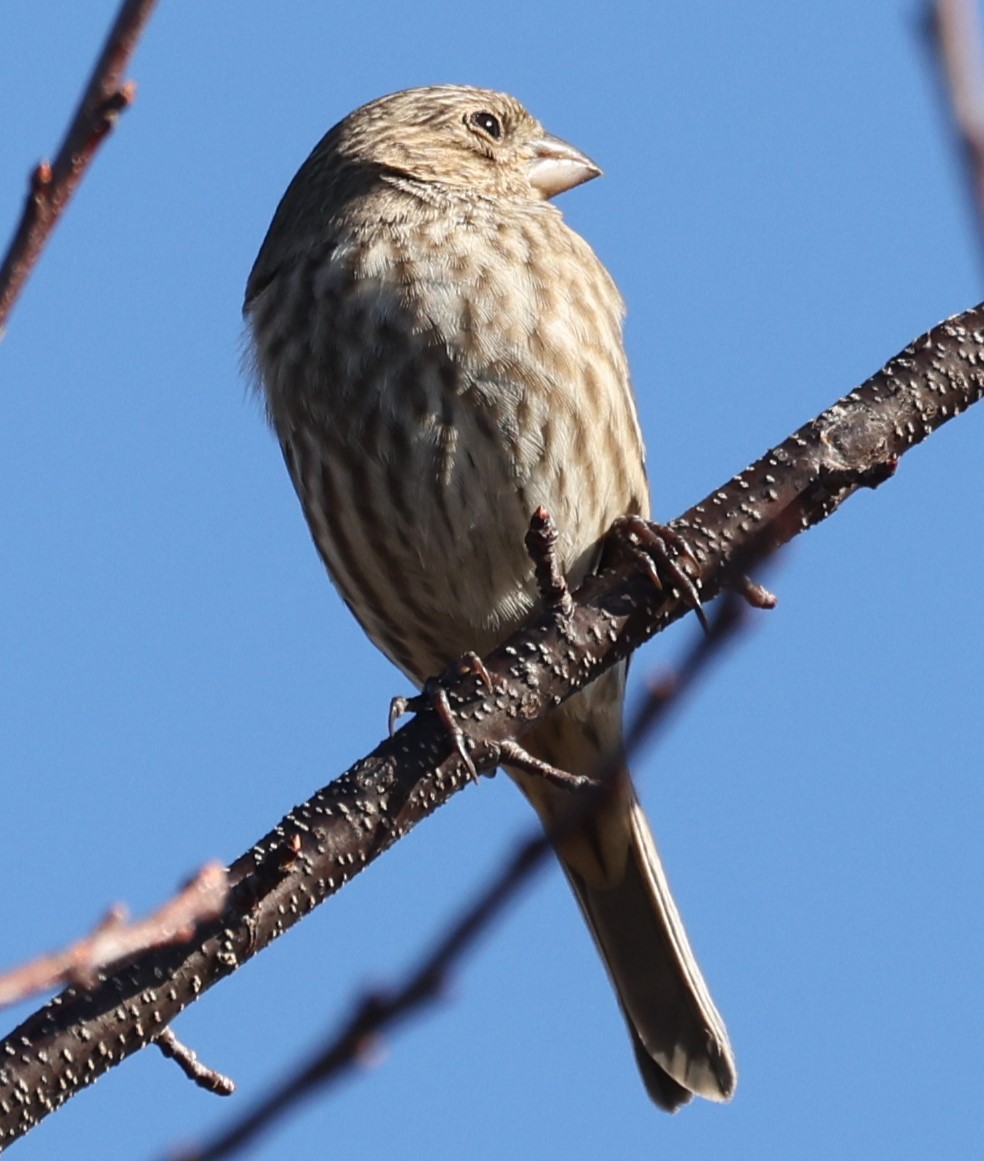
[166, 596, 747, 1161]
[0, 0, 159, 337]
[1, 301, 982, 1147]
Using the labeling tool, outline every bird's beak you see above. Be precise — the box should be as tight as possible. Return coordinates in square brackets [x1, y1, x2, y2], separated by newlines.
[526, 133, 602, 199]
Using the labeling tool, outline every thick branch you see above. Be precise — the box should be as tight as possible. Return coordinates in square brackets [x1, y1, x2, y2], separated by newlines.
[0, 0, 158, 336]
[1, 301, 982, 1146]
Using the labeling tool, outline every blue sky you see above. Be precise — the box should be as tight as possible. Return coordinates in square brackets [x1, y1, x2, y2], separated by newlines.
[1, 2, 982, 1157]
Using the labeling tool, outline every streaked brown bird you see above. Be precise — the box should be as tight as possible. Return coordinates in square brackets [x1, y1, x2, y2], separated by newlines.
[244, 84, 735, 1110]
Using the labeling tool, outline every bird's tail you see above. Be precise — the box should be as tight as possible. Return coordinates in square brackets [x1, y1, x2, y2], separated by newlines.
[507, 680, 736, 1110]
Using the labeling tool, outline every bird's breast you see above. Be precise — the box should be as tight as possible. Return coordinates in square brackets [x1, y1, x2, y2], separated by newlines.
[251, 199, 648, 679]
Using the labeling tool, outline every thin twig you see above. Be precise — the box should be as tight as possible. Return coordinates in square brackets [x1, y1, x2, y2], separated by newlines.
[0, 0, 159, 336]
[0, 862, 228, 1007]
[155, 1029, 236, 1097]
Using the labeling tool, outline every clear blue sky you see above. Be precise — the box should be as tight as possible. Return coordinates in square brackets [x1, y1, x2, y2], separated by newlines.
[2, 2, 982, 1158]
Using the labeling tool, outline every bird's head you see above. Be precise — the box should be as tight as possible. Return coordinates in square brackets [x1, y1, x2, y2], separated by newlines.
[322, 84, 601, 202]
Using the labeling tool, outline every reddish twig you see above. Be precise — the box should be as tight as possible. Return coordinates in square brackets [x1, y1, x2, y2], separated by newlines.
[926, 0, 984, 260]
[0, 862, 228, 1007]
[0, 0, 159, 337]
[165, 598, 747, 1161]
[525, 505, 575, 617]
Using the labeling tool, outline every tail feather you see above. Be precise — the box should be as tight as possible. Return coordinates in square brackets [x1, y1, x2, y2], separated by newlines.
[566, 790, 736, 1107]
[507, 681, 735, 1109]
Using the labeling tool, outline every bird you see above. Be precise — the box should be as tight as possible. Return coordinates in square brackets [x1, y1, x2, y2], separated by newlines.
[243, 84, 735, 1110]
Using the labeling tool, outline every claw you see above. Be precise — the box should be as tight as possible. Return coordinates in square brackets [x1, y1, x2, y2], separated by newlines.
[389, 695, 411, 737]
[390, 652, 495, 777]
[429, 685, 479, 783]
[613, 515, 709, 632]
[454, 651, 494, 692]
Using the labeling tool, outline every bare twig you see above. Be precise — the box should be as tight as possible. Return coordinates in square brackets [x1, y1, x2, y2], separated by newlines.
[167, 596, 746, 1161]
[1, 301, 983, 1147]
[0, 0, 159, 337]
[496, 739, 596, 790]
[155, 1029, 236, 1097]
[0, 862, 227, 1008]
[926, 0, 984, 259]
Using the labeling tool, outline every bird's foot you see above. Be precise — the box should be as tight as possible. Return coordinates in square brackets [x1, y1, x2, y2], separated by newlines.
[610, 515, 709, 632]
[389, 652, 495, 783]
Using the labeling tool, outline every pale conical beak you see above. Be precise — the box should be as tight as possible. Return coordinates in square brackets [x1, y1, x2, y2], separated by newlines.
[526, 133, 602, 199]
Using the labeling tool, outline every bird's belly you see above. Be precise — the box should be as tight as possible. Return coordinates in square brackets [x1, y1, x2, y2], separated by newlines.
[300, 384, 623, 685]
[262, 226, 648, 684]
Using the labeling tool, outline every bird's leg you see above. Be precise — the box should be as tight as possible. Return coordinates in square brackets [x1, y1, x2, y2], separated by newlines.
[389, 680, 479, 781]
[497, 740, 596, 792]
[525, 506, 574, 620]
[609, 515, 710, 632]
[388, 652, 496, 783]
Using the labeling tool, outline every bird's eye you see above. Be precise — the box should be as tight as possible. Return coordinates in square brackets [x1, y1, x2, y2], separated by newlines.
[468, 110, 502, 140]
